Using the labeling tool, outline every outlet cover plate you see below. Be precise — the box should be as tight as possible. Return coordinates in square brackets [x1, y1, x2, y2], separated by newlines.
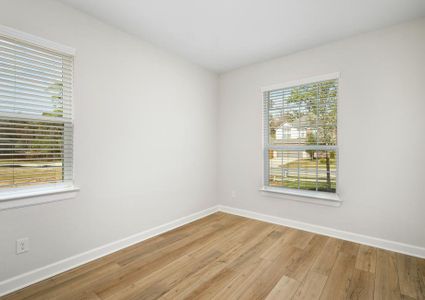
[16, 238, 29, 254]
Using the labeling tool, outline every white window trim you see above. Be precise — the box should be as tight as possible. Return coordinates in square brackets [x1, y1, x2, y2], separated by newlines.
[261, 72, 340, 93]
[0, 24, 76, 55]
[261, 72, 341, 205]
[260, 186, 341, 207]
[0, 184, 80, 210]
[0, 25, 79, 208]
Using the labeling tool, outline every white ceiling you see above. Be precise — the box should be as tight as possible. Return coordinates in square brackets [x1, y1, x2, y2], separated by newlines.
[59, 0, 425, 73]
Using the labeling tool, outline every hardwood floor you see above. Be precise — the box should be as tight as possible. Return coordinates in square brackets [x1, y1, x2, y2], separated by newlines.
[2, 212, 424, 300]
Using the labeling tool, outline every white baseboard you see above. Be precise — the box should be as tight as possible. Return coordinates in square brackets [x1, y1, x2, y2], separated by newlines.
[0, 205, 219, 297]
[2, 204, 424, 297]
[218, 205, 425, 259]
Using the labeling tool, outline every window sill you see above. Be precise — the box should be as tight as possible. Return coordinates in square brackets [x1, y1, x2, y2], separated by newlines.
[260, 186, 341, 207]
[0, 185, 80, 211]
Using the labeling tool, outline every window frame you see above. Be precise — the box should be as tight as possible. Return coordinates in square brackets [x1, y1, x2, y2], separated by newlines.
[261, 73, 341, 205]
[0, 24, 79, 210]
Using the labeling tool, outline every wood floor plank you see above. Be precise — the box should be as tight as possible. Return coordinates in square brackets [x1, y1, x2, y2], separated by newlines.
[260, 227, 290, 261]
[282, 235, 328, 281]
[347, 269, 375, 300]
[374, 249, 401, 300]
[320, 251, 357, 299]
[311, 237, 343, 276]
[402, 295, 418, 300]
[292, 271, 328, 300]
[396, 253, 422, 299]
[264, 275, 300, 300]
[76, 292, 102, 300]
[356, 245, 377, 273]
[283, 228, 315, 249]
[2, 212, 425, 300]
[341, 240, 361, 256]
[216, 257, 276, 299]
[418, 258, 425, 299]
[233, 246, 304, 299]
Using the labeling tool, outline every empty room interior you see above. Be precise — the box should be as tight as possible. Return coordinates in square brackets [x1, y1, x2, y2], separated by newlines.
[0, 0, 425, 299]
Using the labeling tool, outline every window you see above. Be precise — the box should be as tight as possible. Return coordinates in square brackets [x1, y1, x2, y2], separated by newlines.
[0, 31, 74, 191]
[263, 74, 338, 196]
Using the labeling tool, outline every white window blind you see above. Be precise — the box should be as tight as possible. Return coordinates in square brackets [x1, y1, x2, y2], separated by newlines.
[263, 76, 338, 193]
[0, 34, 73, 189]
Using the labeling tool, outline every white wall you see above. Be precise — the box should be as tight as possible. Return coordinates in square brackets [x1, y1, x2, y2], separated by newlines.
[218, 18, 425, 249]
[0, 0, 218, 281]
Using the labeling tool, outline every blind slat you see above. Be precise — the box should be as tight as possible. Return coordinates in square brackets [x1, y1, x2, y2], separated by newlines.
[0, 73, 72, 92]
[0, 40, 73, 64]
[0, 46, 73, 69]
[0, 53, 72, 77]
[0, 63, 72, 82]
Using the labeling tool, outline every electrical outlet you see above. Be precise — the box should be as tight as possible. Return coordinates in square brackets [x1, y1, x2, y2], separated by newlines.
[16, 238, 29, 254]
[231, 190, 236, 198]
